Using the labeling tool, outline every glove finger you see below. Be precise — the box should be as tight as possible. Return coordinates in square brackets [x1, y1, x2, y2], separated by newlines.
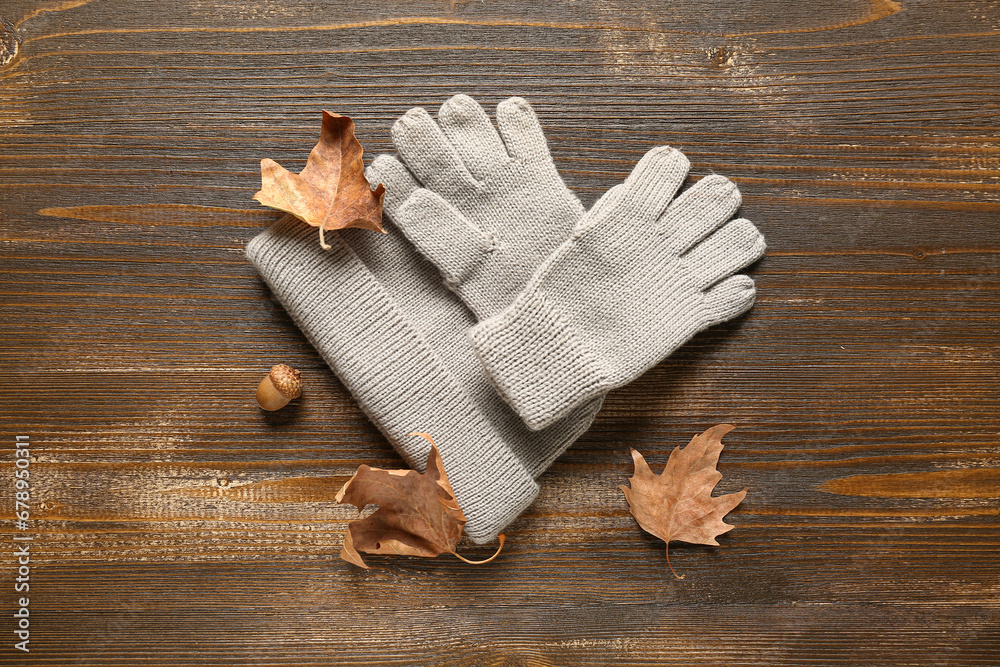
[366, 154, 419, 214]
[391, 107, 479, 198]
[661, 174, 742, 254]
[702, 274, 757, 326]
[683, 218, 766, 290]
[395, 188, 493, 285]
[619, 146, 690, 221]
[437, 94, 511, 181]
[496, 97, 551, 162]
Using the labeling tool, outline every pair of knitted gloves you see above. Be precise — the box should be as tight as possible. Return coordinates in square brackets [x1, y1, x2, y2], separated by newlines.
[246, 95, 765, 544]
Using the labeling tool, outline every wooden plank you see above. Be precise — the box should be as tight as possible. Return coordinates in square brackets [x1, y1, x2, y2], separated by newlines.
[1, 0, 998, 664]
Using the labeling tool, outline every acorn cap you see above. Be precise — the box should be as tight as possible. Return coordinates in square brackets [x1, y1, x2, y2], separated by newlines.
[268, 364, 302, 399]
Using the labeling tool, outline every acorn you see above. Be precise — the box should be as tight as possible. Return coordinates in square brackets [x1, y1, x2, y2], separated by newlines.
[256, 364, 302, 411]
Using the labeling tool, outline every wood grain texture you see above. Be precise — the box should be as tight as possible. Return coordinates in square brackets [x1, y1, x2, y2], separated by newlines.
[1, 0, 998, 664]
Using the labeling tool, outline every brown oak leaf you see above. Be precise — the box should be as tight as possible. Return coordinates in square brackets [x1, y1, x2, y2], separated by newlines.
[335, 433, 504, 569]
[621, 424, 747, 579]
[253, 110, 385, 249]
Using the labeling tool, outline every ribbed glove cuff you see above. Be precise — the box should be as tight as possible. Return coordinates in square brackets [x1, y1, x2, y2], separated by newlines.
[246, 217, 539, 543]
[469, 292, 608, 432]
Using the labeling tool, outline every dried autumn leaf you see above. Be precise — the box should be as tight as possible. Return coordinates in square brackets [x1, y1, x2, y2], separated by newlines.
[336, 433, 504, 569]
[621, 424, 747, 579]
[253, 110, 386, 249]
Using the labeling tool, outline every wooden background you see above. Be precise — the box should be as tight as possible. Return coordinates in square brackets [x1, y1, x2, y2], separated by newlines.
[2, 0, 998, 664]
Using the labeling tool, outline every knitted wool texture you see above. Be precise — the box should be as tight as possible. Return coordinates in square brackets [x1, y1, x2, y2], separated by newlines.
[384, 94, 586, 320]
[245, 211, 602, 542]
[468, 146, 767, 430]
[380, 95, 765, 431]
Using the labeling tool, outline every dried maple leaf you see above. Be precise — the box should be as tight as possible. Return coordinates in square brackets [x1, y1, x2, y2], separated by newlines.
[620, 424, 747, 579]
[253, 110, 385, 249]
[335, 433, 505, 569]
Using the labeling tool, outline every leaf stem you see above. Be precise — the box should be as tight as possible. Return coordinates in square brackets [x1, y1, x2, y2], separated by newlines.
[319, 225, 331, 250]
[666, 545, 685, 580]
[453, 534, 505, 565]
